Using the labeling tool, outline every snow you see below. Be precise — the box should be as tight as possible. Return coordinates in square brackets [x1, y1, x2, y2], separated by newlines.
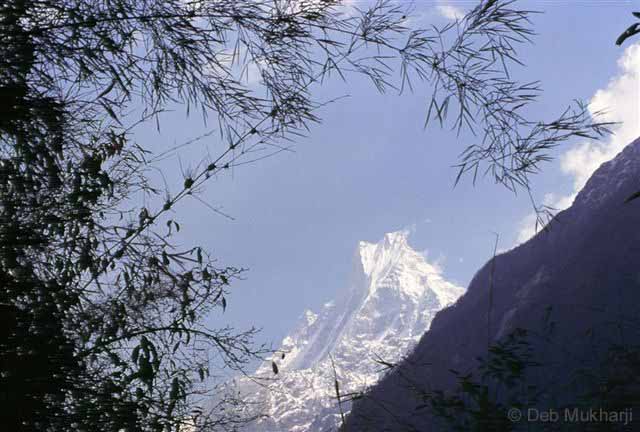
[223, 231, 465, 431]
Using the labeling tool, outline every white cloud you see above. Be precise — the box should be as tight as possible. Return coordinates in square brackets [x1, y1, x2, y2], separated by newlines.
[514, 192, 574, 244]
[515, 43, 640, 244]
[436, 4, 465, 21]
[561, 44, 640, 192]
[516, 213, 538, 245]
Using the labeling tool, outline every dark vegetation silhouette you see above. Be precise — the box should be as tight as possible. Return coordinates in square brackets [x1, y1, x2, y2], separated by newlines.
[0, 0, 616, 430]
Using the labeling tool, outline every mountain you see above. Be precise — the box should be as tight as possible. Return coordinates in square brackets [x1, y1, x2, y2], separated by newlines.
[227, 231, 464, 432]
[345, 137, 640, 431]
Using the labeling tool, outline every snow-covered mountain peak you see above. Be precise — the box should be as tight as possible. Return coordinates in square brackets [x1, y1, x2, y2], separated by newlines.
[270, 230, 463, 373]
[229, 232, 465, 431]
[358, 230, 410, 276]
[357, 230, 456, 302]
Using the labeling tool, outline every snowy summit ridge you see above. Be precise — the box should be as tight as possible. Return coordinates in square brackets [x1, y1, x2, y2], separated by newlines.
[226, 230, 464, 432]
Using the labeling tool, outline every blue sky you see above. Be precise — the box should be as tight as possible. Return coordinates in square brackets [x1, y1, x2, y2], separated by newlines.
[133, 1, 639, 358]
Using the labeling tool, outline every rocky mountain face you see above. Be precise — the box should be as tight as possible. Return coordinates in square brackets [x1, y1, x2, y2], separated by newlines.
[344, 137, 640, 431]
[228, 231, 464, 432]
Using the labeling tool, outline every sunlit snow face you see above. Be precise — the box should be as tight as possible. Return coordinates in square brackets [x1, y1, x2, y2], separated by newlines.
[259, 230, 464, 374]
[226, 230, 465, 431]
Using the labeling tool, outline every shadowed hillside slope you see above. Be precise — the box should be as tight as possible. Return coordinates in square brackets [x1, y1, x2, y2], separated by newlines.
[345, 137, 640, 431]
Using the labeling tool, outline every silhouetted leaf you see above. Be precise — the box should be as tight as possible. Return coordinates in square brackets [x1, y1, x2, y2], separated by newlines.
[624, 190, 640, 203]
[616, 22, 640, 46]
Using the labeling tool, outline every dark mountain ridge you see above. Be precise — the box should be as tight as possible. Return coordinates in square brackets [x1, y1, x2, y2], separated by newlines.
[345, 137, 640, 431]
